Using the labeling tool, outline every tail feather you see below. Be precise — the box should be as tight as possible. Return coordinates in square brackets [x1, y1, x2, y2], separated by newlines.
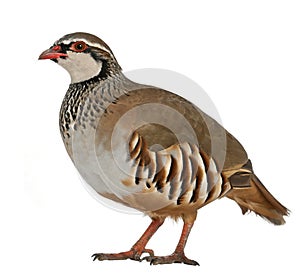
[225, 162, 289, 225]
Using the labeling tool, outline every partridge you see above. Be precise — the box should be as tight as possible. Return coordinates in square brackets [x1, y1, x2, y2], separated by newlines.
[39, 32, 289, 266]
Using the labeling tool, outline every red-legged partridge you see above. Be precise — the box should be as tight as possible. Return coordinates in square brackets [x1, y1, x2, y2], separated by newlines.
[39, 32, 289, 266]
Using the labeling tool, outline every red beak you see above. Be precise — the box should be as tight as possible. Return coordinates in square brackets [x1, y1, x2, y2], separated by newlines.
[38, 45, 68, 60]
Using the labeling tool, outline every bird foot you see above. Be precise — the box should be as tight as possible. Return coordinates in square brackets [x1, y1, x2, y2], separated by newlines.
[143, 252, 199, 266]
[92, 248, 154, 262]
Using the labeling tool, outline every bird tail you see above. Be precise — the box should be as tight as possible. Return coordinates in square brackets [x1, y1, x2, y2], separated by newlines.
[225, 160, 289, 225]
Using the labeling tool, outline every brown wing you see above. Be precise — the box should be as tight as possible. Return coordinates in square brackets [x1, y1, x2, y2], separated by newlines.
[97, 87, 248, 171]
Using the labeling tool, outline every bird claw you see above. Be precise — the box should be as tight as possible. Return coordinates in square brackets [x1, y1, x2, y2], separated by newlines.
[92, 248, 155, 262]
[140, 249, 155, 259]
[92, 253, 111, 261]
[143, 253, 199, 266]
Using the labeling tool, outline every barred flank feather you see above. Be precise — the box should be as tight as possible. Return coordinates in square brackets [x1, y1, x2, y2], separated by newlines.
[126, 131, 230, 213]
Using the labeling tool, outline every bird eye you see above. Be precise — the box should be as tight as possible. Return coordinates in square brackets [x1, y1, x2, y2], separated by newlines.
[71, 41, 88, 52]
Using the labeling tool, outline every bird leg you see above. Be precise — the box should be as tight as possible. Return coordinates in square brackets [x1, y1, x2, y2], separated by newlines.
[92, 218, 164, 262]
[143, 221, 199, 266]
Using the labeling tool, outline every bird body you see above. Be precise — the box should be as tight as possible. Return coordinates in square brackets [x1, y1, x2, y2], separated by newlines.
[39, 32, 289, 265]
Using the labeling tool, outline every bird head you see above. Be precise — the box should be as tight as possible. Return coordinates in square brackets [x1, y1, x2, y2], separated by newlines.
[39, 32, 121, 83]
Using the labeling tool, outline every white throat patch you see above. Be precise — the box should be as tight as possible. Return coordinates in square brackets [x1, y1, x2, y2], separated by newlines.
[58, 51, 102, 83]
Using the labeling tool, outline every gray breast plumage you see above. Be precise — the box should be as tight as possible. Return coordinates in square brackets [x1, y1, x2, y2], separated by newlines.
[59, 74, 136, 156]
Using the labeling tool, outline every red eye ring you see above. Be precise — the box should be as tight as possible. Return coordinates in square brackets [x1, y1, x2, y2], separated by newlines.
[70, 41, 88, 52]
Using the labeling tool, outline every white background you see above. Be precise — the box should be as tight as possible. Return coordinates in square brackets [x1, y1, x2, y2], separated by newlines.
[2, 0, 300, 278]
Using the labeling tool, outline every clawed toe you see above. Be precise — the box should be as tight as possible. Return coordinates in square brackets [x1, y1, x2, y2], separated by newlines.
[92, 253, 107, 261]
[140, 249, 155, 259]
[143, 253, 199, 266]
[91, 248, 155, 262]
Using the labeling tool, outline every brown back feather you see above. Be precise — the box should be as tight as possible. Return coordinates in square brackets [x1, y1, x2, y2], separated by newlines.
[103, 87, 249, 171]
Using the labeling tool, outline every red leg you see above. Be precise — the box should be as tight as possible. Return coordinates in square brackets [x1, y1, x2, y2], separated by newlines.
[92, 218, 164, 262]
[144, 221, 199, 266]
